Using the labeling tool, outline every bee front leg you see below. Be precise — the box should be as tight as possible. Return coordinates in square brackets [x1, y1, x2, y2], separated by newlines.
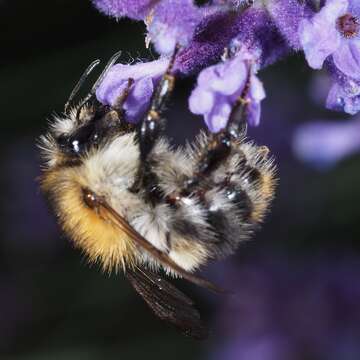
[131, 47, 179, 201]
[111, 78, 135, 120]
[138, 45, 179, 161]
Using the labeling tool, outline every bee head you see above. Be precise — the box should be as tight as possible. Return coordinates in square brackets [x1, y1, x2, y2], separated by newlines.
[56, 101, 113, 157]
[40, 99, 134, 168]
[39, 51, 133, 168]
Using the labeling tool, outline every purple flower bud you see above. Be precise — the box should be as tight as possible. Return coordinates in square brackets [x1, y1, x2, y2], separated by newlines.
[189, 48, 265, 132]
[96, 57, 168, 123]
[299, 0, 360, 79]
[91, 0, 157, 20]
[293, 118, 360, 169]
[146, 0, 204, 54]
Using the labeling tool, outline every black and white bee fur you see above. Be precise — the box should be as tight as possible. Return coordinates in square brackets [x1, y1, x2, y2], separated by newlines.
[39, 48, 276, 339]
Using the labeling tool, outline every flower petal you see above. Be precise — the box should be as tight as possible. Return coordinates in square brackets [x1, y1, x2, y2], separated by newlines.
[196, 56, 247, 96]
[147, 0, 204, 54]
[91, 0, 155, 20]
[299, 0, 349, 69]
[123, 77, 154, 122]
[204, 97, 232, 133]
[189, 49, 266, 132]
[333, 40, 360, 80]
[348, 0, 360, 15]
[188, 87, 214, 115]
[96, 58, 168, 123]
[322, 0, 349, 22]
[247, 76, 266, 126]
[299, 18, 341, 69]
[265, 0, 314, 50]
[326, 80, 360, 115]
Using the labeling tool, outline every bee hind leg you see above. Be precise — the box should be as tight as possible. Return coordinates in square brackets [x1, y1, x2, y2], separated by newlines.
[177, 68, 253, 196]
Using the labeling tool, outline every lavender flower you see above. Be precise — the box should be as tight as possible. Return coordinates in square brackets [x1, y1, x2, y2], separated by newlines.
[96, 57, 168, 123]
[146, 0, 204, 54]
[92, 0, 360, 133]
[175, 6, 290, 76]
[326, 79, 360, 114]
[189, 48, 265, 132]
[324, 58, 360, 114]
[174, 10, 245, 76]
[299, 0, 360, 77]
[90, 1, 292, 132]
[232, 7, 291, 68]
[266, 0, 313, 50]
[91, 0, 156, 20]
[293, 117, 360, 169]
[211, 0, 251, 10]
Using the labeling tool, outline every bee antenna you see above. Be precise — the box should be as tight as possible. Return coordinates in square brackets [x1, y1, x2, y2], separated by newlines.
[89, 50, 122, 97]
[64, 59, 101, 114]
[74, 50, 123, 119]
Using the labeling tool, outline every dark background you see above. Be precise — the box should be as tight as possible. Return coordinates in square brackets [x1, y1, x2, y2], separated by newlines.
[1, 1, 360, 359]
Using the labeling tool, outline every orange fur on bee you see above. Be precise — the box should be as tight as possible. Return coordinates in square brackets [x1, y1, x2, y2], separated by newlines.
[251, 172, 277, 223]
[41, 167, 136, 272]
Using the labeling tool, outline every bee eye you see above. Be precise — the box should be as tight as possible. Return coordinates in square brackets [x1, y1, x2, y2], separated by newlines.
[70, 139, 81, 153]
[92, 132, 99, 143]
[57, 121, 97, 155]
[57, 134, 68, 148]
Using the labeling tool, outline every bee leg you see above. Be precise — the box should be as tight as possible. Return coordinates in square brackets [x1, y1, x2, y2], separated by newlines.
[225, 65, 252, 139]
[111, 77, 135, 120]
[138, 45, 180, 161]
[179, 69, 253, 196]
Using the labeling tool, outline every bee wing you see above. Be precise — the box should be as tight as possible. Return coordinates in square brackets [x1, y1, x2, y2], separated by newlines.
[125, 266, 208, 340]
[97, 196, 224, 293]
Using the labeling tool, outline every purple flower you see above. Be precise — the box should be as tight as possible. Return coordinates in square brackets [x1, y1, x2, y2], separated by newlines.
[326, 79, 360, 114]
[146, 0, 204, 54]
[299, 0, 360, 78]
[266, 0, 314, 50]
[189, 48, 265, 132]
[96, 57, 168, 123]
[91, 0, 157, 20]
[210, 0, 252, 10]
[233, 7, 291, 68]
[293, 118, 360, 169]
[322, 58, 360, 114]
[174, 10, 244, 76]
[175, 7, 289, 76]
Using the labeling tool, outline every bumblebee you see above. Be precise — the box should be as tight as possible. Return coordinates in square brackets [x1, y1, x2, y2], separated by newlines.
[39, 48, 276, 339]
